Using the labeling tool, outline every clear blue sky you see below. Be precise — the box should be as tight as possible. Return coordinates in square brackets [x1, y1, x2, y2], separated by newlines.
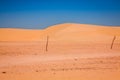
[0, 0, 120, 29]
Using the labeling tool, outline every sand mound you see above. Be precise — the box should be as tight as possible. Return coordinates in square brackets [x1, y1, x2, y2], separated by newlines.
[0, 23, 120, 42]
[0, 23, 120, 53]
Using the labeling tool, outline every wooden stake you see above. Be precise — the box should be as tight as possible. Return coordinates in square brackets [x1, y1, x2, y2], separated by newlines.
[45, 35, 49, 52]
[110, 36, 116, 49]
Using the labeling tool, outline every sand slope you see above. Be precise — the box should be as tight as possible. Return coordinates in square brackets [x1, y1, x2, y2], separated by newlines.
[0, 23, 120, 55]
[0, 23, 120, 41]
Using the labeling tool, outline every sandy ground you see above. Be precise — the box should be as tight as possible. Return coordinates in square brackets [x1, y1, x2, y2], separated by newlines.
[0, 41, 120, 80]
[0, 54, 120, 80]
[0, 24, 120, 80]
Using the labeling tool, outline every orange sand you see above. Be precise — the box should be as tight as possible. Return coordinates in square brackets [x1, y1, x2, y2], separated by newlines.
[0, 23, 120, 80]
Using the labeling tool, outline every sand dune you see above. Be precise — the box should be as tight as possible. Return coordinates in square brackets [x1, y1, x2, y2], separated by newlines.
[0, 23, 120, 80]
[0, 23, 120, 41]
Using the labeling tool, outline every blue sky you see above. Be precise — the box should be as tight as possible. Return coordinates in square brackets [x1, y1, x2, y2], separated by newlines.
[0, 0, 120, 29]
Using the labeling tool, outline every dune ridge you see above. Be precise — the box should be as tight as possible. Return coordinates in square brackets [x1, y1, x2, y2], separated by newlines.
[0, 23, 120, 41]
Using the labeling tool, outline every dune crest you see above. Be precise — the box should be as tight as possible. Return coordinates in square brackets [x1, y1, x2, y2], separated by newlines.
[0, 23, 120, 41]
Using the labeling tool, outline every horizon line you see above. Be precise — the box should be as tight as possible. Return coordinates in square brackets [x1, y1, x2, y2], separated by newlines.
[0, 23, 120, 30]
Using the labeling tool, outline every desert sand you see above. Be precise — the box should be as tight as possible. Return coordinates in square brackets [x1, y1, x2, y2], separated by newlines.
[0, 23, 120, 80]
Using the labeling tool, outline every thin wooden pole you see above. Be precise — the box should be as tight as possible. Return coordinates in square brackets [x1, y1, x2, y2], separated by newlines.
[45, 35, 49, 52]
[110, 36, 116, 49]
